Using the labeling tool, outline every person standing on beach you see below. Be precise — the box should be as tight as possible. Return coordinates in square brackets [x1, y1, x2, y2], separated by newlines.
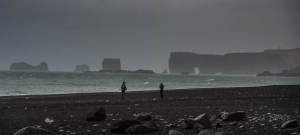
[121, 82, 127, 100]
[159, 83, 164, 99]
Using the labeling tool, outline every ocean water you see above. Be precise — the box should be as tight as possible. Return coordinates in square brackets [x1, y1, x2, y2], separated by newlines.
[0, 71, 300, 96]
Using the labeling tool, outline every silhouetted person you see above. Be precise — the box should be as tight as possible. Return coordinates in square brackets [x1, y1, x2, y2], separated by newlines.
[159, 83, 164, 99]
[121, 82, 127, 100]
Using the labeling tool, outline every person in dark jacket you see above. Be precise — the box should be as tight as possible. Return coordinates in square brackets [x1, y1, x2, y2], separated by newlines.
[159, 83, 164, 99]
[121, 82, 127, 100]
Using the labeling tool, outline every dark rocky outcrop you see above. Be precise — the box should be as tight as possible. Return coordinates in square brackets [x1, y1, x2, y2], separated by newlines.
[194, 123, 205, 130]
[281, 120, 299, 128]
[124, 121, 159, 134]
[194, 113, 212, 128]
[10, 62, 49, 71]
[256, 71, 274, 76]
[135, 112, 152, 121]
[181, 72, 189, 75]
[219, 111, 246, 121]
[162, 69, 167, 74]
[111, 120, 141, 133]
[181, 113, 212, 129]
[124, 125, 151, 134]
[257, 66, 300, 77]
[99, 69, 155, 74]
[169, 48, 300, 75]
[86, 107, 106, 121]
[75, 64, 90, 72]
[102, 58, 121, 71]
[181, 119, 197, 129]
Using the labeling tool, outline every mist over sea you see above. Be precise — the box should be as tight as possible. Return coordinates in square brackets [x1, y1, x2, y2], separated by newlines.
[0, 71, 300, 96]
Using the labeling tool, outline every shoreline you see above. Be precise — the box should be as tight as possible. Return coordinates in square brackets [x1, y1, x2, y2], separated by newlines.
[1, 85, 300, 135]
[1, 84, 298, 97]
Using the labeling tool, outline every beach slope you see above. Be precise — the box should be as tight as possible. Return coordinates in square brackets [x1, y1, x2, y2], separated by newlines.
[1, 85, 300, 135]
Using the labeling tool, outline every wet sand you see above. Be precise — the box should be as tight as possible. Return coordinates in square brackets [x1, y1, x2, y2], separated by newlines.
[1, 85, 300, 135]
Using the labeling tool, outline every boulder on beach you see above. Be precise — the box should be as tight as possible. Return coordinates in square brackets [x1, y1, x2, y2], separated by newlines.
[181, 113, 212, 129]
[86, 107, 106, 121]
[194, 113, 212, 128]
[219, 111, 246, 121]
[124, 121, 159, 134]
[124, 125, 151, 134]
[181, 119, 197, 129]
[13, 126, 52, 135]
[143, 121, 159, 130]
[111, 120, 141, 133]
[135, 112, 152, 121]
[169, 129, 182, 135]
[194, 123, 204, 130]
[281, 120, 299, 128]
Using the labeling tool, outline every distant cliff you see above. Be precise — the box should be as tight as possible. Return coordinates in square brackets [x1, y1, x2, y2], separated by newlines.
[169, 48, 300, 75]
[10, 62, 49, 71]
[75, 64, 90, 72]
[257, 66, 300, 77]
[286, 66, 300, 74]
[102, 58, 121, 71]
[99, 69, 155, 74]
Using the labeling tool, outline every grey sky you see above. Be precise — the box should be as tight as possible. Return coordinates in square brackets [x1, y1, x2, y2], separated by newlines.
[0, 0, 299, 72]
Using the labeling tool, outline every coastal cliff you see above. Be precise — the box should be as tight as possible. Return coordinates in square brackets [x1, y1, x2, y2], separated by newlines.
[257, 66, 300, 77]
[10, 62, 49, 71]
[102, 58, 121, 71]
[99, 69, 155, 74]
[169, 48, 300, 75]
[75, 64, 90, 72]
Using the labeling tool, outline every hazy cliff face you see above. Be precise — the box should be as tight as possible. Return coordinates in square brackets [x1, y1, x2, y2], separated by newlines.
[169, 49, 300, 75]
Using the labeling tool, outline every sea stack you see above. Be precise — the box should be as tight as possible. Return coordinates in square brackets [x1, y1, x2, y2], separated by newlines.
[10, 62, 49, 71]
[75, 64, 90, 72]
[102, 58, 121, 71]
[162, 69, 167, 74]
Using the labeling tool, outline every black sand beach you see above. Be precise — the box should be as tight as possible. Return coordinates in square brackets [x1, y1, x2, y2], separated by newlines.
[1, 85, 300, 135]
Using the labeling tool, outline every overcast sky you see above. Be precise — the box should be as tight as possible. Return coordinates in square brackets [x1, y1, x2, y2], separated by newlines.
[0, 0, 299, 72]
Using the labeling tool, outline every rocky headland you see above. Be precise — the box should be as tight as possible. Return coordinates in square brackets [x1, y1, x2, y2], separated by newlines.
[169, 48, 300, 75]
[10, 62, 49, 71]
[257, 66, 300, 77]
